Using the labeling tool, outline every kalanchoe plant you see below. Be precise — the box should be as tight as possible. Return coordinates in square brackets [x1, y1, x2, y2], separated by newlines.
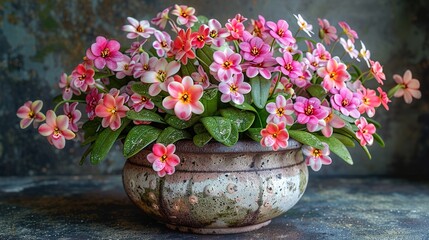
[17, 5, 421, 176]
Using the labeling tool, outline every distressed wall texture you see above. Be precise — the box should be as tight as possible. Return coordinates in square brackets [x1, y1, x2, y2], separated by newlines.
[1, 0, 428, 177]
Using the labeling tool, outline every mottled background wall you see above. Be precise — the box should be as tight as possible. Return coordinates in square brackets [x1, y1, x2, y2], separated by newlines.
[1, 0, 428, 177]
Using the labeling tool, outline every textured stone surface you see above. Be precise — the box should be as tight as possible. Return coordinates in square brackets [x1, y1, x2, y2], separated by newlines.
[0, 175, 428, 239]
[1, 0, 429, 176]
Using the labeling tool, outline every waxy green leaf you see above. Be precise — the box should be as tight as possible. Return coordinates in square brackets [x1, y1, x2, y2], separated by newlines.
[123, 125, 162, 158]
[156, 127, 192, 145]
[289, 130, 325, 149]
[316, 135, 353, 165]
[220, 108, 255, 132]
[126, 109, 165, 124]
[250, 75, 271, 109]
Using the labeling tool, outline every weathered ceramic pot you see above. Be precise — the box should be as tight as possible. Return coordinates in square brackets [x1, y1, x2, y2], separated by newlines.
[122, 139, 308, 234]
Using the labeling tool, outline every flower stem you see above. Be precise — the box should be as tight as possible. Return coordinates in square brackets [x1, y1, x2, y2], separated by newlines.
[53, 99, 86, 112]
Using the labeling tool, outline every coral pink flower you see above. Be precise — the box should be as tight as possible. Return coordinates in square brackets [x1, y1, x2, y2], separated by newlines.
[63, 102, 82, 132]
[266, 95, 295, 125]
[357, 87, 380, 117]
[71, 64, 95, 92]
[266, 20, 295, 46]
[219, 73, 251, 105]
[17, 100, 46, 129]
[38, 110, 75, 149]
[95, 91, 130, 131]
[294, 96, 329, 132]
[393, 70, 421, 104]
[312, 43, 331, 64]
[248, 15, 266, 39]
[377, 87, 390, 110]
[370, 60, 386, 85]
[147, 143, 180, 177]
[260, 121, 289, 151]
[355, 117, 376, 146]
[59, 73, 80, 100]
[338, 21, 359, 43]
[330, 87, 361, 118]
[318, 18, 337, 45]
[239, 36, 270, 63]
[191, 24, 210, 49]
[340, 38, 359, 60]
[317, 58, 351, 91]
[231, 13, 248, 23]
[320, 110, 345, 137]
[241, 55, 276, 79]
[122, 17, 155, 39]
[169, 28, 196, 65]
[87, 36, 123, 70]
[130, 93, 155, 112]
[86, 88, 103, 120]
[162, 76, 204, 121]
[133, 52, 157, 79]
[171, 4, 198, 28]
[292, 63, 312, 88]
[294, 14, 313, 37]
[151, 7, 171, 30]
[209, 48, 242, 81]
[302, 142, 332, 171]
[207, 19, 229, 47]
[276, 51, 302, 79]
[226, 18, 245, 41]
[142, 58, 181, 96]
[152, 31, 172, 57]
[191, 65, 211, 89]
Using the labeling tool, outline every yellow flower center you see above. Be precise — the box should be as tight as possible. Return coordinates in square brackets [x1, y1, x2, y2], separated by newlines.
[161, 154, 167, 163]
[341, 99, 349, 107]
[110, 107, 117, 115]
[329, 72, 336, 80]
[28, 111, 35, 118]
[210, 30, 218, 38]
[101, 48, 110, 58]
[161, 41, 168, 48]
[324, 112, 333, 123]
[304, 105, 314, 115]
[124, 64, 129, 71]
[53, 127, 61, 138]
[251, 47, 259, 56]
[136, 25, 144, 33]
[230, 85, 238, 93]
[181, 93, 190, 103]
[285, 63, 292, 71]
[222, 61, 232, 69]
[313, 149, 321, 157]
[143, 64, 149, 70]
[276, 108, 285, 116]
[157, 70, 166, 82]
[79, 74, 86, 80]
[278, 29, 284, 37]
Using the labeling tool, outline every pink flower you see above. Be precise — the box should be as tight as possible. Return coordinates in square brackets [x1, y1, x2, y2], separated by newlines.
[59, 73, 80, 100]
[151, 7, 170, 30]
[248, 15, 266, 39]
[147, 143, 180, 177]
[338, 21, 358, 43]
[317, 58, 351, 91]
[260, 121, 289, 151]
[191, 65, 211, 89]
[266, 20, 295, 46]
[340, 38, 359, 60]
[294, 96, 329, 132]
[210, 48, 242, 81]
[303, 52, 320, 71]
[169, 28, 195, 65]
[133, 52, 157, 79]
[191, 24, 210, 49]
[266, 95, 294, 125]
[321, 110, 345, 137]
[312, 43, 331, 64]
[393, 70, 421, 104]
[38, 110, 75, 149]
[130, 93, 155, 112]
[125, 40, 147, 57]
[294, 14, 313, 37]
[95, 91, 130, 131]
[122, 17, 155, 39]
[152, 31, 172, 57]
[219, 73, 251, 105]
[71, 64, 95, 92]
[63, 102, 81, 132]
[241, 55, 276, 79]
[86, 88, 103, 120]
[16, 100, 46, 129]
[275, 51, 302, 79]
[239, 36, 270, 63]
[330, 87, 361, 118]
[292, 63, 312, 88]
[115, 55, 138, 79]
[86, 36, 123, 70]
[207, 19, 229, 47]
[142, 58, 180, 96]
[171, 4, 198, 28]
[377, 87, 390, 110]
[358, 87, 380, 117]
[226, 18, 245, 41]
[162, 76, 204, 121]
[355, 117, 376, 146]
[370, 60, 386, 85]
[302, 143, 332, 171]
[318, 18, 337, 45]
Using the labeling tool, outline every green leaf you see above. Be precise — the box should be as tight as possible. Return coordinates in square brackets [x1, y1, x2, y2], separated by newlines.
[316, 135, 353, 165]
[79, 144, 94, 165]
[351, 64, 362, 79]
[289, 130, 325, 149]
[126, 109, 165, 124]
[200, 88, 218, 117]
[94, 71, 114, 80]
[90, 118, 131, 164]
[373, 133, 385, 147]
[231, 102, 258, 113]
[250, 75, 271, 109]
[335, 110, 357, 123]
[165, 114, 200, 129]
[362, 145, 372, 160]
[306, 85, 327, 100]
[193, 132, 213, 147]
[123, 125, 162, 158]
[332, 133, 355, 147]
[193, 123, 207, 134]
[220, 108, 255, 132]
[156, 127, 192, 145]
[366, 118, 382, 129]
[82, 119, 101, 139]
[200, 116, 232, 143]
[221, 120, 239, 147]
[131, 82, 151, 96]
[246, 128, 262, 142]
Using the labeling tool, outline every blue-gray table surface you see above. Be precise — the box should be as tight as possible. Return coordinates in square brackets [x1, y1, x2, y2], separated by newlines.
[0, 176, 428, 240]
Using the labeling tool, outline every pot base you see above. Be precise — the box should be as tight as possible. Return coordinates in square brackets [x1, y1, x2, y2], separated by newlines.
[165, 220, 271, 234]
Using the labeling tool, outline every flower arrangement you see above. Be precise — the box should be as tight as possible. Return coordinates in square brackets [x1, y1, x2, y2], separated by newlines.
[17, 5, 421, 176]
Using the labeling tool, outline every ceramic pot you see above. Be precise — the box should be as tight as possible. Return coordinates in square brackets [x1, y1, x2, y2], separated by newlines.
[122, 139, 308, 234]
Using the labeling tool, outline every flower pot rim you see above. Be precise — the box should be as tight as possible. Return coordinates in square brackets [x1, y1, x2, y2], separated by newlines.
[172, 139, 301, 154]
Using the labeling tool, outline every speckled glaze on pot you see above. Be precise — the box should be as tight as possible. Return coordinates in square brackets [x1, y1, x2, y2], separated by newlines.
[122, 139, 308, 234]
